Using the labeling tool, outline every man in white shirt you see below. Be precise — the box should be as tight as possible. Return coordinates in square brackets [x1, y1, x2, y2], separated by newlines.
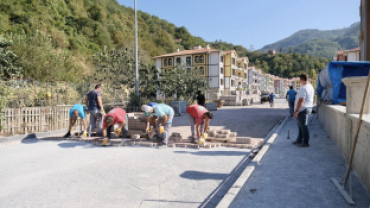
[292, 74, 314, 147]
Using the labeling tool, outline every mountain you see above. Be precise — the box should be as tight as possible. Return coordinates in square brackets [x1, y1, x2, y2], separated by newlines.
[261, 22, 360, 58]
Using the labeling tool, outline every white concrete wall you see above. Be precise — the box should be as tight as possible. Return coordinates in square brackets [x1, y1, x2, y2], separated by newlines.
[347, 52, 360, 62]
[155, 59, 162, 69]
[318, 76, 370, 194]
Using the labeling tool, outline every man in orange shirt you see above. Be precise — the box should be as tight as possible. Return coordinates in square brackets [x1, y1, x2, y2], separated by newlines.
[185, 104, 213, 144]
[101, 108, 128, 145]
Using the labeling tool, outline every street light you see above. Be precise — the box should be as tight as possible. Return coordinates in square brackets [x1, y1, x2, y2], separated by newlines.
[134, 0, 139, 95]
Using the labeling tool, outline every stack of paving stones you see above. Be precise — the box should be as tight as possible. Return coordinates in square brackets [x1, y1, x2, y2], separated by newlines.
[127, 113, 147, 139]
[206, 127, 237, 142]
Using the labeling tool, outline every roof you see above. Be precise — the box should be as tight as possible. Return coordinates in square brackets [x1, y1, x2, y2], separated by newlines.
[248, 66, 255, 70]
[345, 47, 361, 53]
[238, 57, 249, 62]
[152, 48, 220, 59]
[222, 50, 236, 54]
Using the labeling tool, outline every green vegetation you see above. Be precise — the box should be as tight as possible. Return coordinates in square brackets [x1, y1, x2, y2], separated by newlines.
[0, 0, 331, 84]
[246, 51, 330, 78]
[261, 22, 360, 58]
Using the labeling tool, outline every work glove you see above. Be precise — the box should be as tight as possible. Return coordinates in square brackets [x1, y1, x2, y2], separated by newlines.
[102, 109, 106, 115]
[159, 125, 164, 134]
[83, 131, 88, 138]
[146, 127, 149, 133]
[202, 133, 208, 140]
[115, 128, 122, 136]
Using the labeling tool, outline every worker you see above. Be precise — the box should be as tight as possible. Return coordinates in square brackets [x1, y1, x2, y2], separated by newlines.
[185, 104, 213, 144]
[292, 74, 314, 147]
[143, 104, 174, 147]
[101, 108, 128, 145]
[85, 83, 105, 137]
[196, 91, 205, 106]
[141, 103, 159, 134]
[286, 86, 297, 118]
[269, 92, 275, 107]
[63, 104, 87, 138]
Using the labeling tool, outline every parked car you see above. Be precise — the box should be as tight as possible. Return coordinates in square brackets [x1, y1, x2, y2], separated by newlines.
[261, 93, 270, 103]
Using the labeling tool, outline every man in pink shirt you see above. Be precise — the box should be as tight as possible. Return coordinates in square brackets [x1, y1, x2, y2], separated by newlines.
[102, 108, 128, 145]
[186, 104, 213, 144]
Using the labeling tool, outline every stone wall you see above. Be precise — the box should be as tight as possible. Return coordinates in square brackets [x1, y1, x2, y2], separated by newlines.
[318, 76, 370, 194]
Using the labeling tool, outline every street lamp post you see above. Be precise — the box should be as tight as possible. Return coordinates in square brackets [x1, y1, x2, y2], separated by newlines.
[134, 0, 139, 95]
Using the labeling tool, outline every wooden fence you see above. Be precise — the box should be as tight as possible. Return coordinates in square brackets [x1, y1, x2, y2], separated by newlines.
[0, 105, 142, 137]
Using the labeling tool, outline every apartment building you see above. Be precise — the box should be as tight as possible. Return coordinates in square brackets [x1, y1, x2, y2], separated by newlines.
[236, 57, 249, 90]
[152, 45, 221, 99]
[261, 74, 275, 93]
[221, 50, 238, 95]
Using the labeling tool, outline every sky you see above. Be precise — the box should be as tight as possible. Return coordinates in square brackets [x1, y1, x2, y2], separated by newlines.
[117, 0, 360, 50]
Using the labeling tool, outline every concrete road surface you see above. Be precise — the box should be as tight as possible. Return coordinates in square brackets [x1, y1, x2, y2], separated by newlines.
[0, 99, 289, 208]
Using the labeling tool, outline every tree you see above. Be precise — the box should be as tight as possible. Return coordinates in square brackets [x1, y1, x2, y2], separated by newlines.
[0, 35, 23, 80]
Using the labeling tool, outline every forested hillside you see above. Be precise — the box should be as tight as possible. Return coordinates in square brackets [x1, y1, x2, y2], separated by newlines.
[261, 22, 360, 58]
[0, 0, 330, 82]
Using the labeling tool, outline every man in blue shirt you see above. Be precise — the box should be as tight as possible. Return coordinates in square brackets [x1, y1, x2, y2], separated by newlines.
[286, 86, 297, 118]
[63, 104, 87, 138]
[269, 92, 275, 107]
[143, 104, 174, 148]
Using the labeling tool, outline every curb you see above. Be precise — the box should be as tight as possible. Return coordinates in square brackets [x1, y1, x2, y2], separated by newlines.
[216, 116, 289, 208]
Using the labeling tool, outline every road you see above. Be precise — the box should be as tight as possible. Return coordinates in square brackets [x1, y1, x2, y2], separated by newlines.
[0, 99, 289, 208]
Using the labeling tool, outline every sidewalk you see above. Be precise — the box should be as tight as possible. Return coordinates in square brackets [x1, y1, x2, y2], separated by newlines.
[229, 117, 370, 208]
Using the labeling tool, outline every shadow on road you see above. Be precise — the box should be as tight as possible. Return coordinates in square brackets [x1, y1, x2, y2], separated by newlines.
[180, 170, 228, 180]
[174, 150, 249, 157]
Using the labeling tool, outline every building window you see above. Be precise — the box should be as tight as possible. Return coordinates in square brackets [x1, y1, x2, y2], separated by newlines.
[200, 56, 204, 63]
[238, 63, 241, 68]
[232, 69, 236, 76]
[164, 59, 168, 66]
[231, 80, 235, 87]
[186, 57, 191, 66]
[220, 90, 224, 95]
[221, 56, 224, 63]
[232, 58, 236, 65]
[244, 74, 247, 79]
[220, 68, 224, 74]
[168, 58, 172, 66]
[176, 58, 181, 65]
[199, 67, 204, 75]
[220, 79, 224, 85]
[195, 56, 199, 63]
[244, 63, 247, 69]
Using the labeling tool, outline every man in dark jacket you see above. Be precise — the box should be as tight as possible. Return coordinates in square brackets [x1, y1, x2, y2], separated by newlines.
[196, 91, 205, 106]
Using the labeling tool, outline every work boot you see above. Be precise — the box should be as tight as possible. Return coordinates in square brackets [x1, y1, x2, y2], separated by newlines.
[292, 141, 301, 145]
[298, 143, 310, 147]
[158, 143, 167, 149]
[102, 138, 110, 146]
[192, 138, 198, 144]
[63, 131, 71, 138]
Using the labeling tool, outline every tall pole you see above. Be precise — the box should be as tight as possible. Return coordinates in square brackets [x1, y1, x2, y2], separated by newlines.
[134, 0, 139, 95]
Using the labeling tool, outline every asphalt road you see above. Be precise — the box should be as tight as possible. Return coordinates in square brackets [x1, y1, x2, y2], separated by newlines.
[0, 99, 289, 208]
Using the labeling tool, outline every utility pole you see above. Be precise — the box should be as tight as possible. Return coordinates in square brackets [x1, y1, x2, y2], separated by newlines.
[134, 0, 139, 95]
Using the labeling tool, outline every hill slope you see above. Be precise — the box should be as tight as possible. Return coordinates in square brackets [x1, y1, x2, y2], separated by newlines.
[261, 22, 360, 58]
[0, 0, 329, 82]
